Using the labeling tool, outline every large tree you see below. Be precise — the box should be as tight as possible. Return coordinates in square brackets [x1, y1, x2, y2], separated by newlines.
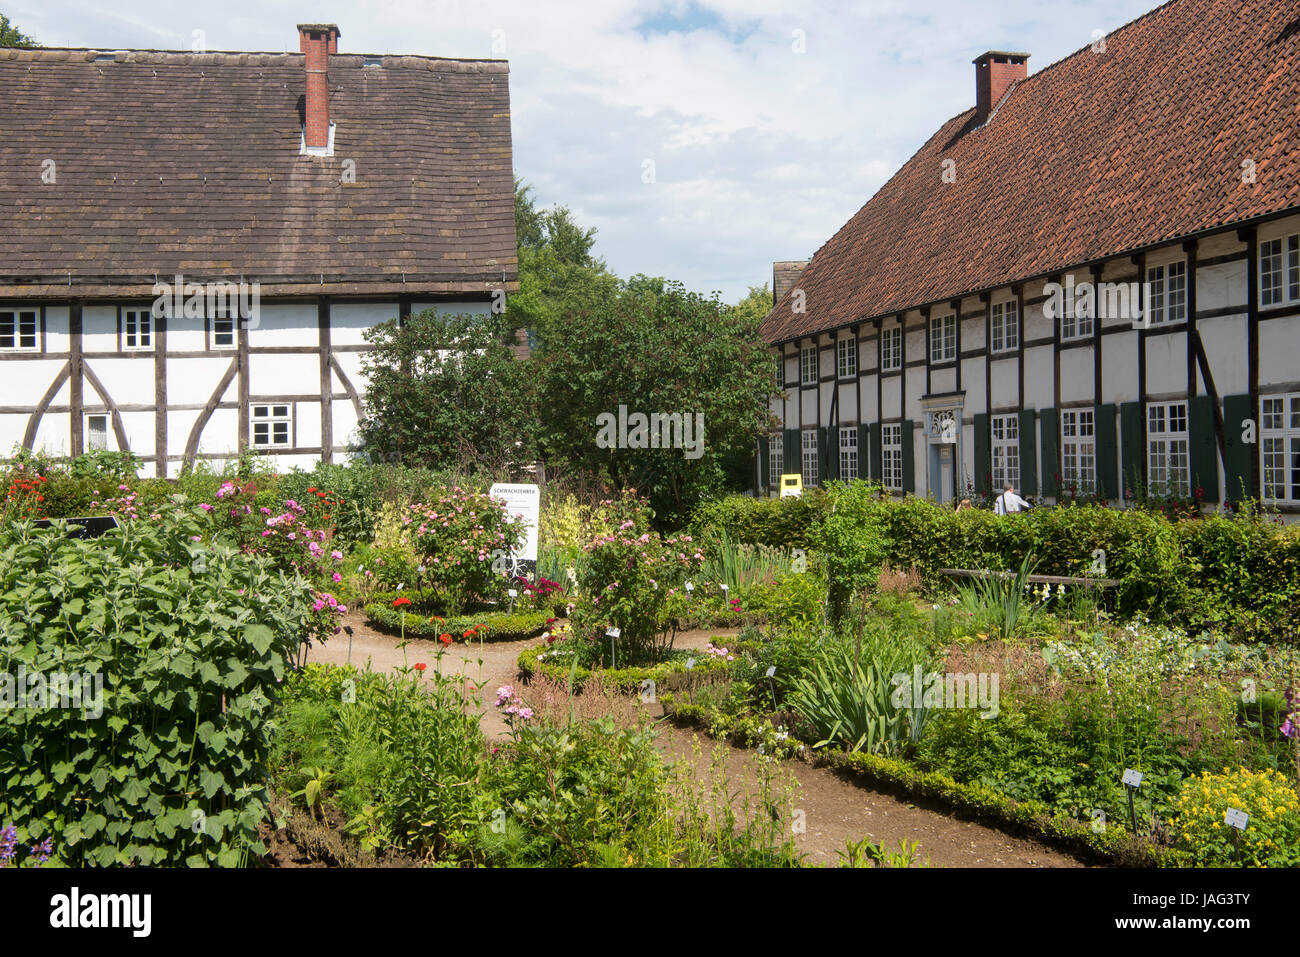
[0, 14, 37, 48]
[535, 279, 778, 526]
[358, 309, 537, 472]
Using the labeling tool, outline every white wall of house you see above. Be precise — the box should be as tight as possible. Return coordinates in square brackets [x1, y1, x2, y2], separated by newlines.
[0, 296, 490, 477]
[764, 211, 1300, 515]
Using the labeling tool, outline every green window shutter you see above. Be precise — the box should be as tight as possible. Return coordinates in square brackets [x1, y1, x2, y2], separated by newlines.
[868, 423, 883, 482]
[1040, 408, 1060, 498]
[818, 426, 835, 484]
[758, 435, 770, 488]
[1018, 409, 1038, 496]
[1120, 401, 1145, 500]
[1222, 393, 1254, 504]
[783, 429, 799, 475]
[901, 420, 915, 494]
[1095, 403, 1118, 501]
[1189, 395, 1220, 503]
[858, 423, 870, 482]
[973, 413, 991, 494]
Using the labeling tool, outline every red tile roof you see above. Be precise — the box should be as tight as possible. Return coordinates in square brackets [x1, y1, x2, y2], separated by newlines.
[761, 0, 1300, 344]
[0, 47, 517, 294]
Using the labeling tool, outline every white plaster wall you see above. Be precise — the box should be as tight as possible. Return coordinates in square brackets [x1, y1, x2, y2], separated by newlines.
[989, 358, 1018, 409]
[169, 357, 237, 407]
[1059, 348, 1093, 404]
[247, 353, 319, 397]
[1024, 346, 1054, 410]
[89, 356, 154, 408]
[1145, 335, 1187, 396]
[1199, 315, 1249, 396]
[247, 303, 319, 349]
[1261, 316, 1300, 386]
[1103, 331, 1140, 403]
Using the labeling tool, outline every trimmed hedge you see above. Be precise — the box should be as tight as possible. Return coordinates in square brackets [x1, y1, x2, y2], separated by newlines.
[516, 643, 729, 694]
[819, 751, 1189, 867]
[364, 603, 550, 643]
[692, 489, 1300, 640]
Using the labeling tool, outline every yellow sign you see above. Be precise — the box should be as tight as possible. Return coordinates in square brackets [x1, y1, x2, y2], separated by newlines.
[779, 473, 803, 498]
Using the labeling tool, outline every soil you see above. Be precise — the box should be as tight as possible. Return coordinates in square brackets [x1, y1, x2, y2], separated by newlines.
[301, 612, 1086, 868]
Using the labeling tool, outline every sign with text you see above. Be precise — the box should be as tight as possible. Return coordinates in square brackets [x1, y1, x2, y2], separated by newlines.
[489, 483, 540, 581]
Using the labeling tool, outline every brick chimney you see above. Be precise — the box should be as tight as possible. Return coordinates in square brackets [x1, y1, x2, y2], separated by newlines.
[298, 24, 340, 151]
[773, 261, 809, 305]
[973, 51, 1029, 125]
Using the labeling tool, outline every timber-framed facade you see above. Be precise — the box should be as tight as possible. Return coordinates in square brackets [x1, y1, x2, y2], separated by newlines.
[759, 0, 1300, 513]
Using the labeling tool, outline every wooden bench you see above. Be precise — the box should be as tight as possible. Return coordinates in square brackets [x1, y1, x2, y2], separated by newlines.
[938, 568, 1119, 588]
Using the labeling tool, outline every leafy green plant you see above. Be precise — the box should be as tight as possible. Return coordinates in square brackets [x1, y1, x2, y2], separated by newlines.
[788, 632, 933, 754]
[953, 553, 1046, 641]
[0, 502, 318, 866]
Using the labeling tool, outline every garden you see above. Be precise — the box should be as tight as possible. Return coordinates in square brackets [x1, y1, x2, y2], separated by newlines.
[1, 447, 1298, 868]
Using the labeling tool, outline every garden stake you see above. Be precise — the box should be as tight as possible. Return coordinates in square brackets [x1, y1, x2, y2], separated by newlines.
[1127, 786, 1137, 835]
[1121, 769, 1143, 835]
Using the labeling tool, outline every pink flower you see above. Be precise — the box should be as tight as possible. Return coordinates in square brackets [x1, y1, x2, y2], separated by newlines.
[331, 550, 343, 561]
[199, 503, 213, 512]
[332, 572, 342, 583]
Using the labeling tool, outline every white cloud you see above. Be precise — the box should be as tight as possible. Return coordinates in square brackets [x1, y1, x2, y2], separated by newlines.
[10, 0, 1161, 299]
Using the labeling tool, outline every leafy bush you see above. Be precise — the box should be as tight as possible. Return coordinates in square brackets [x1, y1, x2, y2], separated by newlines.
[404, 488, 525, 615]
[1168, 768, 1300, 867]
[516, 643, 728, 694]
[364, 602, 549, 643]
[0, 504, 320, 866]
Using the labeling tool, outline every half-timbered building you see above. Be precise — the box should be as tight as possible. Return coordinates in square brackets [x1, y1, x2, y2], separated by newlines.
[0, 23, 517, 475]
[760, 0, 1300, 513]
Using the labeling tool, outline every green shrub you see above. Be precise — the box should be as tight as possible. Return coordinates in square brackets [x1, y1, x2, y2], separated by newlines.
[516, 643, 728, 694]
[364, 602, 550, 643]
[1168, 768, 1300, 867]
[0, 504, 318, 866]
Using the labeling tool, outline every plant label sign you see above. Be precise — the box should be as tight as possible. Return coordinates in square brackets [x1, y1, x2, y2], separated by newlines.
[765, 666, 776, 678]
[1225, 808, 1249, 831]
[507, 589, 518, 599]
[1122, 768, 1143, 788]
[606, 627, 621, 638]
[685, 658, 696, 671]
[489, 483, 540, 581]
[685, 582, 694, 593]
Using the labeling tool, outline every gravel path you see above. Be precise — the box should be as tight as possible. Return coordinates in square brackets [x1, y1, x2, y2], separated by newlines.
[304, 613, 1086, 868]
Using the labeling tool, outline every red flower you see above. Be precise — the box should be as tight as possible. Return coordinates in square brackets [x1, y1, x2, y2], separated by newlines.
[439, 633, 452, 646]
[414, 662, 427, 672]
[308, 487, 317, 493]
[463, 628, 477, 638]
[392, 597, 412, 608]
[429, 615, 445, 625]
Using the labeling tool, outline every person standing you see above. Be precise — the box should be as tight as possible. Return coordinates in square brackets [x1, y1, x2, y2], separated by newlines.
[994, 482, 1031, 515]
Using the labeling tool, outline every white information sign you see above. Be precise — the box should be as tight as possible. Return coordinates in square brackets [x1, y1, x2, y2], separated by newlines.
[490, 483, 540, 579]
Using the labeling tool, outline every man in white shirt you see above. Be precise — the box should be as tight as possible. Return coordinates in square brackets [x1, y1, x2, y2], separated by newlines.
[994, 482, 1031, 515]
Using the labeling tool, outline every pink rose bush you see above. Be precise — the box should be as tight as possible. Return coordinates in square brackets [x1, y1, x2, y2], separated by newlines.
[403, 487, 525, 615]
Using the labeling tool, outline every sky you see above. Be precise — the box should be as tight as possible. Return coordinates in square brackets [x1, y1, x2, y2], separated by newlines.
[8, 0, 1165, 302]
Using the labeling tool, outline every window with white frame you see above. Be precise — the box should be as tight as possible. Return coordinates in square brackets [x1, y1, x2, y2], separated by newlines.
[1146, 261, 1187, 325]
[123, 308, 153, 351]
[251, 403, 293, 448]
[990, 300, 1018, 353]
[839, 427, 858, 481]
[929, 313, 956, 363]
[801, 429, 819, 487]
[991, 414, 1019, 490]
[1147, 401, 1190, 496]
[769, 435, 783, 487]
[774, 354, 784, 390]
[0, 310, 38, 351]
[1261, 393, 1300, 504]
[210, 307, 236, 349]
[1261, 234, 1300, 308]
[836, 337, 858, 379]
[799, 344, 818, 386]
[881, 326, 903, 372]
[882, 423, 903, 490]
[86, 414, 109, 451]
[1060, 284, 1094, 340]
[1060, 409, 1096, 494]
